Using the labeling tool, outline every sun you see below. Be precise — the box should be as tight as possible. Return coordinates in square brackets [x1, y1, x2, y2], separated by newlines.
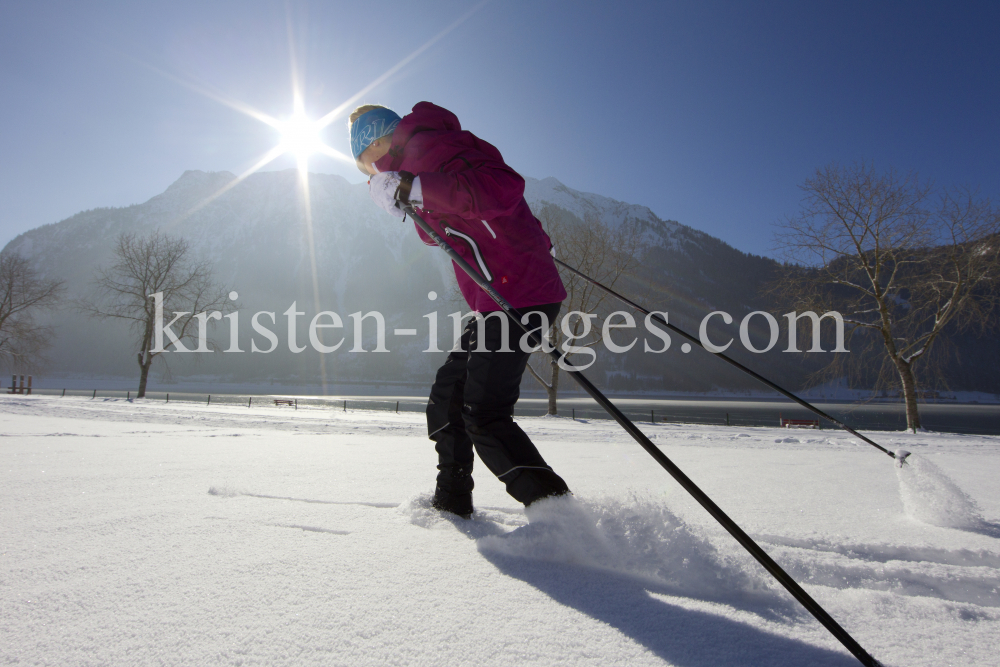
[277, 108, 323, 161]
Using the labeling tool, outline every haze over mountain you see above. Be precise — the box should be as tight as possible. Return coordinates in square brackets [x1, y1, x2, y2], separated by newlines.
[11, 169, 987, 396]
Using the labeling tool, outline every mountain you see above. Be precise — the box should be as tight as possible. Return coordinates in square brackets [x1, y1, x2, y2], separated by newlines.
[0, 170, 839, 393]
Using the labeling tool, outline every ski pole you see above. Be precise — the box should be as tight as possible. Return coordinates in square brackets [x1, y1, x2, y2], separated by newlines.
[553, 258, 903, 463]
[402, 205, 882, 667]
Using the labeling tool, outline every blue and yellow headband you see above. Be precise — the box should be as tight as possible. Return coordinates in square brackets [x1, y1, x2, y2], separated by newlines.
[350, 107, 401, 160]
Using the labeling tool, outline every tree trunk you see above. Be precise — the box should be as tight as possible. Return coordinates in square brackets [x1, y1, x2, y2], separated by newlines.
[137, 321, 154, 399]
[895, 359, 921, 432]
[547, 358, 560, 415]
[137, 355, 151, 399]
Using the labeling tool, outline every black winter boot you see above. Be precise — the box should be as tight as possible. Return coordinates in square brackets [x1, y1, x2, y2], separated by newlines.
[432, 488, 474, 519]
[433, 464, 474, 519]
[507, 468, 571, 507]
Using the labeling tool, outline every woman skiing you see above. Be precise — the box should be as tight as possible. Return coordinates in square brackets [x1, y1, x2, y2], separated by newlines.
[349, 102, 570, 518]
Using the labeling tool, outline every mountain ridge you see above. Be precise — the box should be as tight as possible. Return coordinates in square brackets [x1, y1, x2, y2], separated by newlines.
[3, 169, 811, 392]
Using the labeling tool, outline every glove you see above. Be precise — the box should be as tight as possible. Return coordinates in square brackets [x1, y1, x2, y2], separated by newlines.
[369, 171, 423, 219]
[369, 172, 404, 219]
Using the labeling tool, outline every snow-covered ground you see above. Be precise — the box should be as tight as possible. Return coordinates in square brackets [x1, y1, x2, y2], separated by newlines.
[2, 396, 998, 666]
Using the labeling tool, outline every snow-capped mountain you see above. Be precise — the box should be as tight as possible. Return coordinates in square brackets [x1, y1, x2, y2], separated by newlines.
[4, 170, 792, 389]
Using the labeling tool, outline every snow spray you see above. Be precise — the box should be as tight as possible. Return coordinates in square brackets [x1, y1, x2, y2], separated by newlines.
[477, 495, 771, 600]
[894, 450, 985, 530]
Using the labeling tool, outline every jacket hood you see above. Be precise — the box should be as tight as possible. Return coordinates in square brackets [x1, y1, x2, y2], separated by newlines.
[390, 102, 462, 149]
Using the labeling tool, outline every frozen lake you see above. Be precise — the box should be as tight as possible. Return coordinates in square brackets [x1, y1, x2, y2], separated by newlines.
[24, 380, 1000, 435]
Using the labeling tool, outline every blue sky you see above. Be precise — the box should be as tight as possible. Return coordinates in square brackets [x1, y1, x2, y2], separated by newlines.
[1, 1, 997, 257]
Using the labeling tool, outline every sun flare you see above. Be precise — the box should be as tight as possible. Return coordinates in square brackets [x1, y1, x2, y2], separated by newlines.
[278, 109, 323, 161]
[148, 0, 487, 394]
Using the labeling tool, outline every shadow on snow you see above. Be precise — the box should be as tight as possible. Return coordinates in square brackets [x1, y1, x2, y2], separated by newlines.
[481, 550, 858, 666]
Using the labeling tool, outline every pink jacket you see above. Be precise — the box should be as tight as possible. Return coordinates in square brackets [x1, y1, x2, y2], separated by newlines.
[374, 102, 567, 312]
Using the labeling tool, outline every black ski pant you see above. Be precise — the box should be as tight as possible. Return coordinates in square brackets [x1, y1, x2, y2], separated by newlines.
[426, 302, 570, 506]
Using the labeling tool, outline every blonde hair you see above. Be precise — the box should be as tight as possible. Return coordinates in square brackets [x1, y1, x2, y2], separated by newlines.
[349, 104, 389, 127]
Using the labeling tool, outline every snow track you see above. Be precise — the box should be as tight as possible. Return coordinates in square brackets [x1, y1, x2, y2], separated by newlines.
[2, 395, 999, 666]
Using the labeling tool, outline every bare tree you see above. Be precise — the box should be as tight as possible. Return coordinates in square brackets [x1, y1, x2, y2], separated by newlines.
[83, 231, 234, 398]
[774, 163, 1000, 431]
[0, 252, 65, 371]
[527, 208, 644, 414]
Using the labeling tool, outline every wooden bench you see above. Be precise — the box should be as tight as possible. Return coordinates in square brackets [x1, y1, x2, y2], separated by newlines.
[780, 417, 819, 429]
[274, 399, 296, 407]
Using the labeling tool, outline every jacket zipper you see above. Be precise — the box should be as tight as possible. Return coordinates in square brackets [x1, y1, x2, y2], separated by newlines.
[442, 225, 493, 282]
